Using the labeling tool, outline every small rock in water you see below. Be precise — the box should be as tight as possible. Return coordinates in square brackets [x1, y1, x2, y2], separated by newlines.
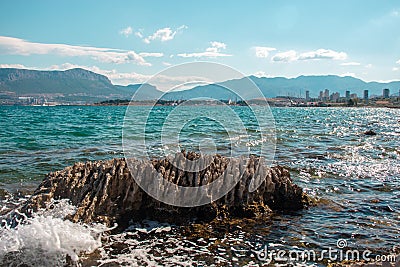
[382, 205, 395, 212]
[364, 129, 377, 136]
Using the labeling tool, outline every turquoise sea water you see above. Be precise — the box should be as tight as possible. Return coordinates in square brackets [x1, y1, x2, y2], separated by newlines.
[0, 105, 399, 266]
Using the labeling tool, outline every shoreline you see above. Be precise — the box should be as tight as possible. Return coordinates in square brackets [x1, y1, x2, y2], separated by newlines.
[2, 103, 400, 108]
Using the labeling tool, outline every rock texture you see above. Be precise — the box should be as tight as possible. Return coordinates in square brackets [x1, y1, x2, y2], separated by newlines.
[21, 152, 307, 227]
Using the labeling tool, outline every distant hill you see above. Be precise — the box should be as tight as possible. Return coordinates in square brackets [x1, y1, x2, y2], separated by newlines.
[1, 68, 399, 103]
[163, 75, 400, 100]
[115, 83, 162, 100]
[0, 68, 163, 102]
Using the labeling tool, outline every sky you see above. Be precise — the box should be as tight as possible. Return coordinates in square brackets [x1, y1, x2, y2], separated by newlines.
[0, 0, 399, 87]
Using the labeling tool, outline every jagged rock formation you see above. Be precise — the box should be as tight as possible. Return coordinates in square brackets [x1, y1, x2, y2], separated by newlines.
[22, 152, 307, 227]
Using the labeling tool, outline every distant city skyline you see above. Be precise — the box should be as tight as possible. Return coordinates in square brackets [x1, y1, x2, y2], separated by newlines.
[0, 0, 399, 86]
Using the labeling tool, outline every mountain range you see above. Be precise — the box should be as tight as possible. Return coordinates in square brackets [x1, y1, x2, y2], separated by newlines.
[0, 68, 160, 102]
[0, 68, 399, 103]
[162, 75, 400, 100]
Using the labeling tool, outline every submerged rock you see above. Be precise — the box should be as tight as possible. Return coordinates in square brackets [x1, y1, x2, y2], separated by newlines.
[21, 152, 307, 227]
[364, 129, 377, 136]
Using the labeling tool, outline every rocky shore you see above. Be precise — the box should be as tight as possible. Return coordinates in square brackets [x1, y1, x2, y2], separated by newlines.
[20, 152, 308, 229]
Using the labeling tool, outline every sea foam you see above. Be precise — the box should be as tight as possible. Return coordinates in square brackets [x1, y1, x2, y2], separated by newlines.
[0, 199, 107, 266]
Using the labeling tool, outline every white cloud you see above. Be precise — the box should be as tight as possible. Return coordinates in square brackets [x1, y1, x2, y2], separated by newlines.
[393, 67, 399, 71]
[177, 41, 231, 58]
[272, 50, 297, 62]
[138, 52, 164, 57]
[365, 64, 373, 68]
[0, 36, 164, 66]
[49, 63, 95, 71]
[0, 63, 27, 69]
[119, 26, 133, 37]
[134, 30, 144, 39]
[144, 28, 173, 43]
[376, 79, 399, 83]
[206, 41, 226, 52]
[254, 46, 276, 58]
[101, 70, 153, 84]
[253, 71, 271, 78]
[162, 62, 172, 66]
[176, 25, 188, 32]
[143, 25, 187, 44]
[100, 68, 210, 91]
[340, 62, 361, 66]
[177, 51, 231, 58]
[272, 48, 347, 62]
[298, 49, 347, 61]
[396, 59, 400, 64]
[339, 72, 356, 77]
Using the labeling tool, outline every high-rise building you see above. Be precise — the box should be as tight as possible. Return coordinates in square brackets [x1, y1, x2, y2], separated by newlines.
[364, 90, 369, 104]
[319, 91, 323, 100]
[345, 90, 350, 100]
[330, 92, 340, 102]
[324, 89, 330, 100]
[383, 88, 390, 98]
[350, 93, 358, 99]
[305, 90, 310, 101]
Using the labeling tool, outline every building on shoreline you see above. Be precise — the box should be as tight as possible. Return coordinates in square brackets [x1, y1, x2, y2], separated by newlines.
[345, 90, 350, 100]
[364, 90, 369, 104]
[324, 89, 330, 101]
[383, 88, 390, 98]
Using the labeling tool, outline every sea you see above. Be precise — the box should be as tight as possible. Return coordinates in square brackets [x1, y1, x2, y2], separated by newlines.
[0, 105, 399, 266]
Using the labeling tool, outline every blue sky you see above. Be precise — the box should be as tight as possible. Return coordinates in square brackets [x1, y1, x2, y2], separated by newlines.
[0, 0, 399, 86]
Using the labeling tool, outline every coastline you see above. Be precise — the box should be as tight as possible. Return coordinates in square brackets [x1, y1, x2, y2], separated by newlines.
[2, 103, 400, 109]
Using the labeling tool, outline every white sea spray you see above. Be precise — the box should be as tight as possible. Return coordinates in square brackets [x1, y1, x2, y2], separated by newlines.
[0, 199, 108, 266]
